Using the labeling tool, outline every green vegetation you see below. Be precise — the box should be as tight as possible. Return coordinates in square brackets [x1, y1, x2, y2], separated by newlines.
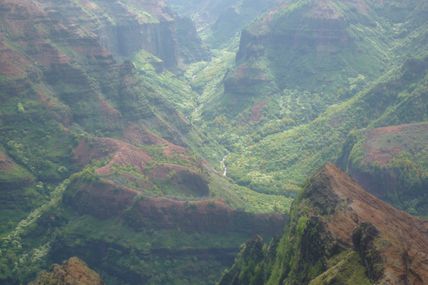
[223, 55, 428, 194]
[219, 168, 376, 285]
[191, 0, 428, 199]
[47, 212, 244, 285]
[208, 174, 291, 213]
[339, 122, 428, 216]
[309, 251, 371, 285]
[1, 0, 427, 284]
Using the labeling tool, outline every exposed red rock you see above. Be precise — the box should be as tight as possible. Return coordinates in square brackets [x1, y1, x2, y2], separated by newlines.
[250, 101, 267, 122]
[29, 257, 104, 285]
[0, 151, 16, 172]
[64, 178, 285, 236]
[0, 41, 32, 77]
[339, 123, 428, 214]
[311, 163, 428, 284]
[362, 123, 428, 166]
[0, 150, 33, 186]
[73, 137, 153, 175]
[123, 124, 187, 157]
[219, 163, 428, 285]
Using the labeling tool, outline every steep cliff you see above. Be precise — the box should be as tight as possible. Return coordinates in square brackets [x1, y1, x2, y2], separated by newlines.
[219, 164, 428, 285]
[228, 0, 428, 95]
[168, 0, 282, 46]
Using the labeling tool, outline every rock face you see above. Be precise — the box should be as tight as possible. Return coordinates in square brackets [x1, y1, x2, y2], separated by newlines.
[338, 122, 428, 216]
[29, 257, 104, 285]
[168, 0, 281, 46]
[219, 163, 428, 285]
[224, 0, 427, 97]
[0, 0, 206, 73]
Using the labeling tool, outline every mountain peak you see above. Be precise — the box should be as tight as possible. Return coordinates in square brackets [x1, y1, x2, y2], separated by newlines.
[306, 162, 428, 243]
[220, 163, 428, 285]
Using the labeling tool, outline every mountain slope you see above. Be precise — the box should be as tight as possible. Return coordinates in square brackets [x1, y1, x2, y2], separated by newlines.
[0, 1, 289, 284]
[229, 0, 428, 95]
[219, 163, 428, 285]
[1, 0, 427, 283]
[194, 0, 428, 196]
[226, 53, 428, 194]
[338, 122, 428, 216]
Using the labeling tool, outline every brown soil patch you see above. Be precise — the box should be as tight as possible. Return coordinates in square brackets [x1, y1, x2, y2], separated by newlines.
[363, 123, 428, 166]
[96, 143, 152, 176]
[0, 42, 30, 77]
[364, 145, 402, 166]
[124, 124, 166, 145]
[150, 164, 188, 180]
[315, 164, 428, 285]
[32, 42, 71, 68]
[98, 97, 121, 119]
[30, 257, 104, 285]
[0, 151, 14, 172]
[73, 138, 152, 175]
[250, 101, 267, 122]
[163, 143, 187, 157]
[124, 124, 187, 157]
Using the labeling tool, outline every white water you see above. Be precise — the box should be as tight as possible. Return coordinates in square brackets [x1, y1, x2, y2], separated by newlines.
[220, 155, 228, 177]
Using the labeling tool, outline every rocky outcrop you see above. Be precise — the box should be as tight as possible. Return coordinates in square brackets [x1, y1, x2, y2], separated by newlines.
[29, 257, 104, 285]
[219, 163, 428, 285]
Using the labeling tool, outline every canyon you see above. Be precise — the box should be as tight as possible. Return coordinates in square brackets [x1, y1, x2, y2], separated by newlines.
[0, 0, 427, 284]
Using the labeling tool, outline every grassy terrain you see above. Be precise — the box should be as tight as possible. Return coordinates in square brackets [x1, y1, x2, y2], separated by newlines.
[191, 0, 428, 195]
[226, 55, 428, 194]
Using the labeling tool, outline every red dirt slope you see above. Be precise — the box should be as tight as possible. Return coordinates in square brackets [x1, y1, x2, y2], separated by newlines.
[29, 257, 104, 285]
[313, 164, 428, 284]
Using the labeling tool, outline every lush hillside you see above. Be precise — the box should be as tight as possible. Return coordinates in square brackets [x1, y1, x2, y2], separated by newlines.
[1, 0, 427, 284]
[224, 55, 428, 194]
[219, 164, 428, 285]
[231, 0, 428, 94]
[0, 0, 290, 284]
[338, 122, 428, 217]
[192, 0, 428, 195]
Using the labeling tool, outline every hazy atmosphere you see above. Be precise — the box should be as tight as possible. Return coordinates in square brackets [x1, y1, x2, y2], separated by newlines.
[0, 0, 427, 284]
